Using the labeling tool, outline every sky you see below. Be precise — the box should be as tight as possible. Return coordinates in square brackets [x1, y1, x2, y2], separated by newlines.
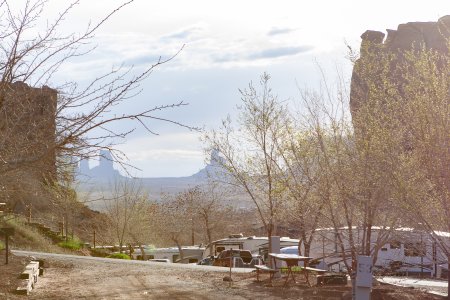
[40, 0, 449, 177]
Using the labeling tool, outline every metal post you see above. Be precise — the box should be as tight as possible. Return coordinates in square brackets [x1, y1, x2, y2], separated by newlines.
[5, 234, 9, 264]
[60, 219, 64, 236]
[229, 248, 233, 287]
[322, 236, 325, 265]
[28, 204, 32, 223]
[432, 240, 437, 278]
[93, 229, 96, 248]
[191, 218, 195, 246]
[420, 234, 423, 279]
[2, 228, 14, 264]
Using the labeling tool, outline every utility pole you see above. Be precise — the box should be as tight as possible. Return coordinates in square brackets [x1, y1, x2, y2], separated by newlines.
[1, 227, 15, 265]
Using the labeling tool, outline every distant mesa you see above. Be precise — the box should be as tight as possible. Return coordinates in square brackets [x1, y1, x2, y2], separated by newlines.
[76, 150, 123, 182]
[191, 149, 228, 180]
[76, 149, 228, 183]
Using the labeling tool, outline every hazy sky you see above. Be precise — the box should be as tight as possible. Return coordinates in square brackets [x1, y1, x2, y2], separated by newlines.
[44, 0, 448, 177]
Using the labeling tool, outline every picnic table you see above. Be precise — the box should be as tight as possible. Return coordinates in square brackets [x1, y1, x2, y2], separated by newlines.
[269, 253, 323, 286]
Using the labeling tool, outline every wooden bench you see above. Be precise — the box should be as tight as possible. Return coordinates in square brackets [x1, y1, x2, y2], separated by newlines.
[254, 265, 278, 282]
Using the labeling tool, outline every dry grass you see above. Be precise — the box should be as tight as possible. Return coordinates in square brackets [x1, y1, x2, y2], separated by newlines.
[4, 216, 61, 252]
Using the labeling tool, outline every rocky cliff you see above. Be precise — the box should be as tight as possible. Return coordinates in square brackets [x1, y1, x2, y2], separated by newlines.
[350, 15, 450, 117]
[0, 82, 57, 212]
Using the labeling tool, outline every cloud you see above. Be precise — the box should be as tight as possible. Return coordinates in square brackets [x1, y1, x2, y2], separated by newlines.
[161, 24, 207, 41]
[268, 27, 297, 36]
[164, 29, 194, 40]
[210, 45, 314, 65]
[247, 46, 313, 60]
[211, 53, 238, 63]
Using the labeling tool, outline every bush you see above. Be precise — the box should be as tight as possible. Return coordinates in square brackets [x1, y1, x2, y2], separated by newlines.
[0, 241, 4, 250]
[107, 253, 131, 260]
[58, 239, 83, 250]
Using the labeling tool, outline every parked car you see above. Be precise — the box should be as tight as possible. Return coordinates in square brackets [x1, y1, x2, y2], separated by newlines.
[213, 249, 263, 268]
[198, 256, 215, 266]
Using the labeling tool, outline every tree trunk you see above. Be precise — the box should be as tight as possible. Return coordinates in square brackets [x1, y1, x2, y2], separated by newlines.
[365, 223, 372, 256]
[304, 241, 311, 268]
[64, 213, 69, 242]
[139, 243, 146, 260]
[304, 242, 311, 257]
[267, 225, 273, 268]
[297, 238, 303, 256]
[174, 240, 184, 262]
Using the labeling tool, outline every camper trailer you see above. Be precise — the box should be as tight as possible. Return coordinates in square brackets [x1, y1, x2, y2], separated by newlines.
[132, 246, 204, 263]
[202, 234, 299, 261]
[306, 227, 450, 277]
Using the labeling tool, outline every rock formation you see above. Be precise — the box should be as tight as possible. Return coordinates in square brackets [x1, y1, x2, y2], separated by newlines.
[191, 149, 228, 180]
[76, 150, 122, 182]
[0, 82, 57, 211]
[350, 15, 450, 117]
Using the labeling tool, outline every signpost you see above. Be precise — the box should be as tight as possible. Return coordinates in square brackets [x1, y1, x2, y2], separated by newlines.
[1, 227, 15, 264]
[270, 236, 281, 277]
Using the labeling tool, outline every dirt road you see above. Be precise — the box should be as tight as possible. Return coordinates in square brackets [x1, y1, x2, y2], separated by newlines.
[11, 251, 446, 300]
[12, 251, 263, 300]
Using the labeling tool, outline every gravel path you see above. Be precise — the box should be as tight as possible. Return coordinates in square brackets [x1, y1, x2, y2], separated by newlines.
[13, 250, 256, 300]
[11, 250, 447, 300]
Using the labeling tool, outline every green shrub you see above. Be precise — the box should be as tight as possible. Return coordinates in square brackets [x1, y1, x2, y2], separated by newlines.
[0, 241, 4, 250]
[107, 253, 131, 260]
[58, 239, 83, 250]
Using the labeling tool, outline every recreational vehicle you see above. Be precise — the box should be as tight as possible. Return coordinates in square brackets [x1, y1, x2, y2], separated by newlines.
[306, 227, 450, 277]
[132, 246, 204, 263]
[202, 234, 299, 261]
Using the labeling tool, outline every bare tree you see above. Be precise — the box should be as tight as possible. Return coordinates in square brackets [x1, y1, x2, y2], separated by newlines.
[46, 177, 79, 241]
[103, 179, 149, 253]
[274, 124, 326, 257]
[297, 40, 449, 297]
[391, 46, 450, 295]
[189, 183, 233, 246]
[150, 184, 235, 260]
[151, 192, 194, 260]
[203, 73, 289, 261]
[292, 55, 407, 284]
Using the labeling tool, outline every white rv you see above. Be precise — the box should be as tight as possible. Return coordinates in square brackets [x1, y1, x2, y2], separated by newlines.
[202, 234, 299, 260]
[132, 246, 205, 263]
[306, 227, 450, 277]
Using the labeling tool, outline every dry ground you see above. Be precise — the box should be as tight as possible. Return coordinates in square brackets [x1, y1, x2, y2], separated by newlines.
[0, 251, 446, 300]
